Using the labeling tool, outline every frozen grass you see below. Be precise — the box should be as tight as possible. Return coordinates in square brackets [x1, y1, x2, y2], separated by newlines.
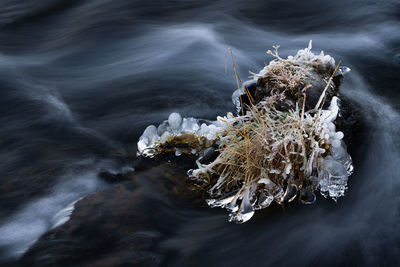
[137, 42, 353, 223]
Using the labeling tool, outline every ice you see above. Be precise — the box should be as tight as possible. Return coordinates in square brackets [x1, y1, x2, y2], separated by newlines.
[232, 89, 242, 114]
[231, 80, 254, 114]
[255, 190, 274, 210]
[313, 95, 353, 199]
[208, 185, 260, 223]
[258, 177, 284, 203]
[292, 40, 335, 68]
[216, 112, 237, 126]
[257, 178, 270, 184]
[226, 193, 240, 213]
[315, 96, 353, 192]
[137, 139, 147, 154]
[284, 163, 292, 174]
[206, 195, 235, 209]
[160, 131, 172, 143]
[331, 144, 347, 160]
[137, 111, 227, 157]
[205, 124, 219, 140]
[157, 121, 169, 136]
[143, 125, 158, 139]
[338, 66, 351, 75]
[282, 184, 298, 203]
[137, 110, 237, 157]
[331, 144, 354, 176]
[168, 112, 182, 134]
[332, 139, 341, 148]
[319, 157, 349, 200]
[208, 174, 228, 195]
[328, 122, 336, 132]
[269, 169, 281, 174]
[229, 185, 256, 223]
[335, 131, 344, 140]
[137, 125, 159, 155]
[229, 209, 254, 224]
[195, 123, 223, 141]
[198, 123, 208, 136]
[181, 118, 199, 133]
[320, 97, 339, 122]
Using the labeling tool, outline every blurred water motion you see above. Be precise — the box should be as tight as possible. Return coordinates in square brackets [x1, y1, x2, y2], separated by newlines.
[0, 0, 399, 266]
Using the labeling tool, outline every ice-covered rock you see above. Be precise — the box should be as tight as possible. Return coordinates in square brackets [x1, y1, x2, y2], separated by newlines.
[136, 112, 238, 157]
[136, 42, 355, 223]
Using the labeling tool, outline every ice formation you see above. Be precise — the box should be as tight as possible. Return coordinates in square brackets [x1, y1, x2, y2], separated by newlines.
[137, 112, 237, 157]
[136, 41, 354, 223]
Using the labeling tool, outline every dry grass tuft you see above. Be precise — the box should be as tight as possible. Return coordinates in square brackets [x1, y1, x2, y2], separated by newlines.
[188, 44, 343, 222]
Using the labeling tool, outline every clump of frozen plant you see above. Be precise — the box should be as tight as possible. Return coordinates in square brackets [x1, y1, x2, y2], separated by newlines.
[192, 95, 352, 223]
[137, 41, 354, 223]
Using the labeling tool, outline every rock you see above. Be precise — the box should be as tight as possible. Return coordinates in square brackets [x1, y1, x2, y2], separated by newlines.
[299, 188, 316, 204]
[20, 162, 199, 267]
[197, 146, 219, 165]
[233, 73, 341, 115]
[232, 79, 271, 115]
[304, 71, 337, 110]
[98, 167, 134, 183]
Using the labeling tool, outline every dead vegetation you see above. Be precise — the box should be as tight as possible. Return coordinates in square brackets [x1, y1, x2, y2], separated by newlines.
[137, 42, 352, 223]
[187, 44, 345, 222]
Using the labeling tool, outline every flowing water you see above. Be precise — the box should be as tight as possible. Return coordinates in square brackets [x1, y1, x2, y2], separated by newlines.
[0, 0, 399, 266]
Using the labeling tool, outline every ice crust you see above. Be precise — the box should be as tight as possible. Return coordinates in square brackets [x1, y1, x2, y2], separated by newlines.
[137, 112, 237, 157]
[314, 97, 353, 200]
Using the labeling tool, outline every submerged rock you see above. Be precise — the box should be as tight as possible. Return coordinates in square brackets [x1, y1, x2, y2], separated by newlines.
[20, 161, 198, 266]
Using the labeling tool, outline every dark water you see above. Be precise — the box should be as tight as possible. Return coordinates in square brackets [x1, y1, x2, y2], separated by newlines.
[0, 0, 399, 266]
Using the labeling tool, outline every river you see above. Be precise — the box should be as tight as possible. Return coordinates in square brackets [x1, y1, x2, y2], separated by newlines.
[0, 0, 399, 266]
